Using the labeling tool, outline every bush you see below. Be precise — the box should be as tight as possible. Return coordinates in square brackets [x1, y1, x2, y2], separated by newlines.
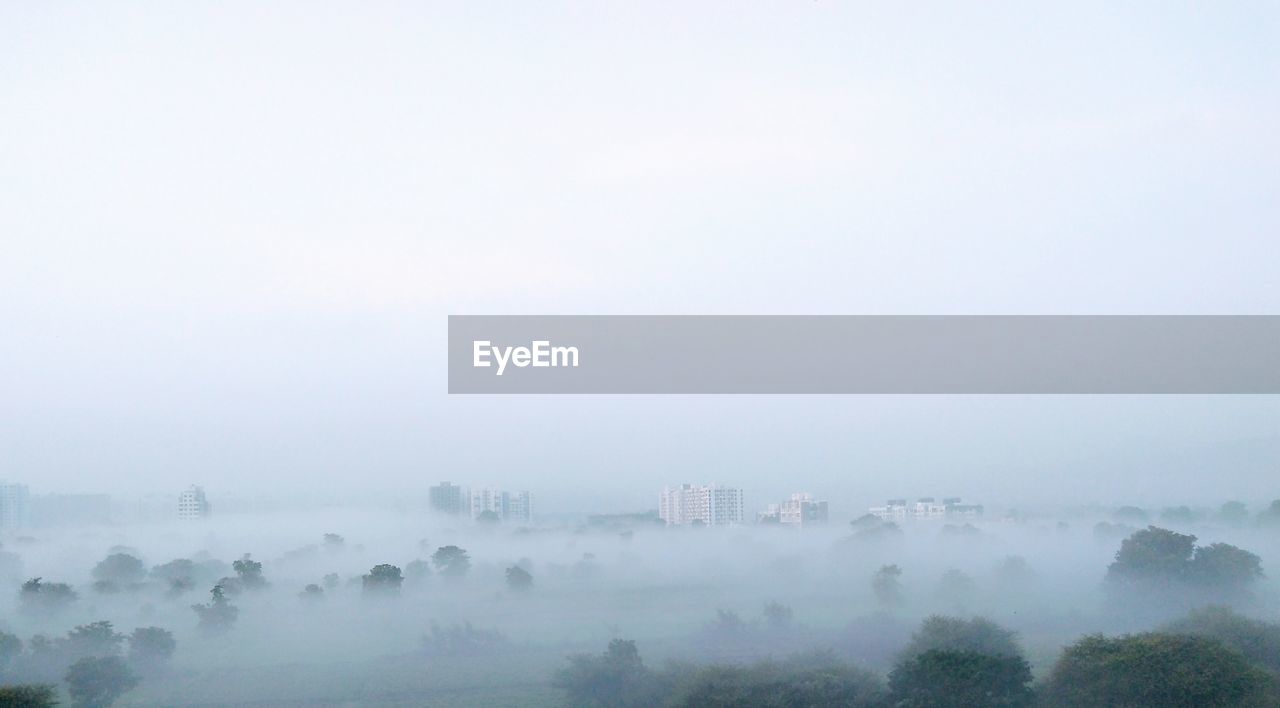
[555, 639, 664, 708]
[670, 652, 884, 708]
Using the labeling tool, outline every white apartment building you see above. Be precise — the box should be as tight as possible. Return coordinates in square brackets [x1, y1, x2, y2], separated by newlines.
[177, 485, 211, 520]
[758, 493, 829, 528]
[869, 496, 983, 521]
[469, 488, 533, 523]
[659, 484, 744, 526]
[780, 493, 829, 527]
[0, 481, 30, 530]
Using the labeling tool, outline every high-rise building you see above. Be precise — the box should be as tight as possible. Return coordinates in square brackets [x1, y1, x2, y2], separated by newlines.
[659, 484, 744, 526]
[469, 488, 533, 523]
[177, 485, 211, 520]
[429, 482, 465, 515]
[0, 481, 30, 530]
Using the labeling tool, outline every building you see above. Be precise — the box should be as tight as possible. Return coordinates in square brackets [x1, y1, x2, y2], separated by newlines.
[758, 493, 829, 528]
[506, 490, 533, 524]
[913, 497, 948, 518]
[869, 496, 983, 521]
[429, 482, 466, 515]
[868, 499, 909, 521]
[659, 484, 744, 526]
[780, 493, 828, 527]
[469, 488, 533, 523]
[0, 482, 30, 530]
[177, 486, 211, 520]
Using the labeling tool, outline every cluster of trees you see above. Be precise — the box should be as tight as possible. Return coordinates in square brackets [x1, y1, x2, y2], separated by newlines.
[555, 607, 1280, 707]
[421, 621, 509, 657]
[1105, 500, 1280, 528]
[0, 621, 174, 707]
[1105, 524, 1264, 601]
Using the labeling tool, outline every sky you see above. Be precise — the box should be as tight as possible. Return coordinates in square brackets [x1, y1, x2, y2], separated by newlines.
[1, 2, 1278, 514]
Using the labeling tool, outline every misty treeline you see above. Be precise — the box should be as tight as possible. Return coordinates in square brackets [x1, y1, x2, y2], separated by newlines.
[556, 609, 1280, 707]
[0, 498, 1279, 705]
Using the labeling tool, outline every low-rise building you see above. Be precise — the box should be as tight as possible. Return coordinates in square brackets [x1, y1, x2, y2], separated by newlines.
[758, 492, 828, 528]
[869, 496, 983, 521]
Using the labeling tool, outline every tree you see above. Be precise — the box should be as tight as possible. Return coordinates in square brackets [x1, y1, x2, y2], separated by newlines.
[362, 564, 404, 595]
[191, 584, 238, 635]
[476, 510, 501, 525]
[62, 622, 125, 662]
[1189, 543, 1263, 589]
[1218, 501, 1249, 525]
[150, 558, 197, 583]
[432, 545, 471, 579]
[65, 655, 138, 707]
[1159, 505, 1199, 525]
[91, 554, 145, 587]
[850, 513, 883, 529]
[762, 601, 793, 629]
[705, 610, 746, 642]
[20, 577, 78, 615]
[851, 520, 904, 544]
[872, 565, 903, 608]
[0, 685, 58, 707]
[151, 559, 200, 598]
[934, 570, 977, 612]
[405, 559, 431, 583]
[1164, 606, 1280, 673]
[322, 533, 344, 549]
[1106, 526, 1263, 601]
[1258, 499, 1280, 526]
[902, 616, 1022, 659]
[1040, 633, 1279, 707]
[299, 584, 324, 602]
[505, 565, 533, 592]
[554, 639, 663, 708]
[889, 649, 1033, 707]
[1, 630, 23, 672]
[1106, 526, 1197, 583]
[421, 622, 508, 657]
[1113, 506, 1149, 523]
[231, 555, 266, 590]
[995, 555, 1033, 581]
[127, 627, 176, 670]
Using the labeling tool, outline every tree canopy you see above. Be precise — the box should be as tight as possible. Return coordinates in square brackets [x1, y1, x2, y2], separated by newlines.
[889, 649, 1033, 708]
[1040, 632, 1280, 707]
[65, 655, 138, 708]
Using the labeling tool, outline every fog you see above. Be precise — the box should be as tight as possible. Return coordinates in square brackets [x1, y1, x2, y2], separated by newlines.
[3, 501, 1280, 705]
[3, 1, 1279, 705]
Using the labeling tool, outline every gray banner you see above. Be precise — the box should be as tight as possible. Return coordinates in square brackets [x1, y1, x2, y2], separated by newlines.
[447, 316, 1280, 394]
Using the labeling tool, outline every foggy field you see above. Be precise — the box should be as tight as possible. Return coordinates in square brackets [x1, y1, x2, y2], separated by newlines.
[4, 505, 1280, 706]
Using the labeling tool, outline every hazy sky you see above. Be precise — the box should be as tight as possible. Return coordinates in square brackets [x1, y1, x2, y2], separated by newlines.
[2, 2, 1277, 513]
